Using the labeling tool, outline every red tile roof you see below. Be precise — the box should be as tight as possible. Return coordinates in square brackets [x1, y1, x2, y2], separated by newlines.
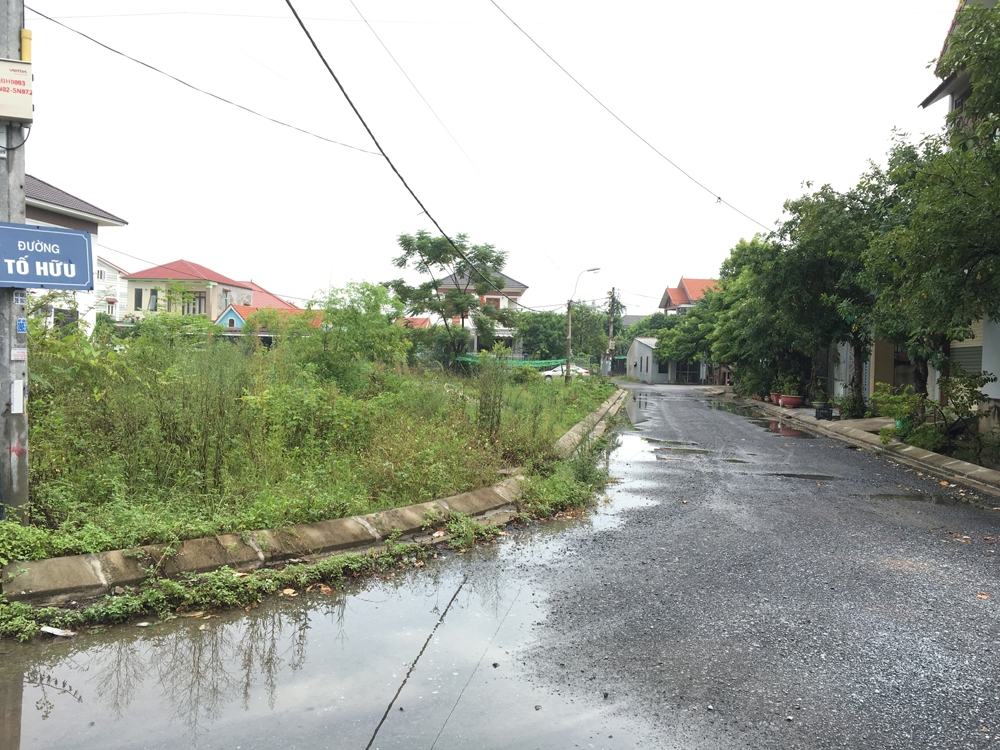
[238, 281, 300, 310]
[125, 259, 251, 288]
[679, 277, 717, 302]
[660, 277, 717, 310]
[399, 317, 431, 328]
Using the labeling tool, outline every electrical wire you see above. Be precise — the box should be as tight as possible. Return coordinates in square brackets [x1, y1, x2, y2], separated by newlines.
[25, 6, 379, 155]
[281, 0, 551, 314]
[2, 125, 30, 152]
[348, 0, 485, 180]
[487, 0, 771, 232]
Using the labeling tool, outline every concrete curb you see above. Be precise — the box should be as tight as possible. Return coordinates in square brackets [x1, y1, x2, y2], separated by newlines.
[2, 388, 626, 607]
[738, 397, 1000, 501]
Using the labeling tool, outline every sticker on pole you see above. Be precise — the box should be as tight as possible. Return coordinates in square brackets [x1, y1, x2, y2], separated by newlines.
[0, 221, 92, 290]
[15, 317, 26, 333]
[10, 347, 26, 360]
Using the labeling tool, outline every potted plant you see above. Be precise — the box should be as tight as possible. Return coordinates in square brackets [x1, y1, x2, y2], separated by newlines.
[771, 376, 788, 406]
[811, 383, 828, 408]
[780, 377, 803, 408]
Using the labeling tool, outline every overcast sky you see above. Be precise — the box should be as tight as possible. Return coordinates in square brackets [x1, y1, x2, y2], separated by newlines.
[23, 0, 956, 316]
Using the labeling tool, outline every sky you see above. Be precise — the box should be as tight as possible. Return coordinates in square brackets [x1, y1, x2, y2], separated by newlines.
[21, 0, 958, 316]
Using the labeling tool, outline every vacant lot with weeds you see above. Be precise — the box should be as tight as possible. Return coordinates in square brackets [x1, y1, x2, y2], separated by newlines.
[0, 288, 614, 568]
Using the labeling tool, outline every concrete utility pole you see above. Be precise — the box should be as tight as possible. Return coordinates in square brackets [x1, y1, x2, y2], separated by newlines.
[0, 0, 28, 520]
[603, 287, 615, 377]
[565, 298, 572, 385]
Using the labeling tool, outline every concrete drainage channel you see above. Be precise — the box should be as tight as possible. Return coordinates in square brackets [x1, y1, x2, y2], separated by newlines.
[1, 389, 629, 609]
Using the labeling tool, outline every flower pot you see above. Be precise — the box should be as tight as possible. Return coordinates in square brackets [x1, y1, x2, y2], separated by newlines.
[781, 395, 804, 408]
[770, 392, 781, 405]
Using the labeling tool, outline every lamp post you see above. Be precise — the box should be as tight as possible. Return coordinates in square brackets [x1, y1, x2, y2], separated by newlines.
[566, 267, 600, 385]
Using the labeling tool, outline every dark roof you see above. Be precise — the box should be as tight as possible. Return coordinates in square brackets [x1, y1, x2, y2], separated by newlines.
[125, 259, 251, 287]
[620, 315, 646, 328]
[26, 174, 127, 226]
[438, 271, 528, 291]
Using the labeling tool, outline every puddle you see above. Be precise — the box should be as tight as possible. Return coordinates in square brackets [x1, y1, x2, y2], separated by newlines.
[0, 434, 660, 750]
[625, 392, 652, 426]
[767, 473, 838, 481]
[0, 541, 650, 750]
[709, 401, 762, 418]
[653, 447, 712, 455]
[643, 438, 699, 446]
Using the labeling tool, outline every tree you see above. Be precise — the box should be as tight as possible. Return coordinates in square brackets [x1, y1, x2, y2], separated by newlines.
[515, 310, 565, 360]
[388, 231, 515, 368]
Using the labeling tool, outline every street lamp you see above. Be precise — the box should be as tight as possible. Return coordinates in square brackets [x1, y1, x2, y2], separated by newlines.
[566, 267, 600, 384]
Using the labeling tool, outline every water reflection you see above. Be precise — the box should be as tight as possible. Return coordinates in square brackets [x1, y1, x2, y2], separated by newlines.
[0, 526, 648, 749]
[626, 391, 651, 425]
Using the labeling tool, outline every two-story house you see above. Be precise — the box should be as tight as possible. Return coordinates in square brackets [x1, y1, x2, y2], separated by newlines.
[436, 271, 528, 354]
[919, 0, 1000, 406]
[124, 260, 253, 321]
[23, 175, 128, 328]
[657, 277, 716, 315]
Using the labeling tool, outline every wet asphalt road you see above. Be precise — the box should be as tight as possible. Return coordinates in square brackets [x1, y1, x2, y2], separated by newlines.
[3, 383, 1000, 749]
[530, 384, 1000, 749]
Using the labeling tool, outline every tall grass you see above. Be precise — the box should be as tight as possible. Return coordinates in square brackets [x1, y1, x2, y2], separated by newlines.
[0, 306, 614, 565]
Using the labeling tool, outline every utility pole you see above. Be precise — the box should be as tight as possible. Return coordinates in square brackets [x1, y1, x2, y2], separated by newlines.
[603, 287, 615, 377]
[564, 298, 572, 385]
[0, 0, 28, 521]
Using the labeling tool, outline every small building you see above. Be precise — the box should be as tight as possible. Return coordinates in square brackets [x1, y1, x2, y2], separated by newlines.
[626, 337, 671, 384]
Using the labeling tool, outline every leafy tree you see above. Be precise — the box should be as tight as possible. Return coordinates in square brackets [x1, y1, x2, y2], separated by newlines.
[388, 231, 515, 368]
[515, 310, 565, 360]
[569, 302, 609, 359]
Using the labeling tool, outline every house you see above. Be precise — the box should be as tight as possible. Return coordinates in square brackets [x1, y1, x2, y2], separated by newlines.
[658, 277, 717, 315]
[917, 0, 1000, 406]
[76, 256, 129, 326]
[124, 260, 253, 320]
[23, 175, 128, 328]
[398, 317, 431, 329]
[436, 271, 528, 354]
[626, 337, 671, 384]
[215, 304, 320, 337]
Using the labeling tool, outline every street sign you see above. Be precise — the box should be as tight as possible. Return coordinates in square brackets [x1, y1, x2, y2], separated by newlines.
[0, 221, 92, 290]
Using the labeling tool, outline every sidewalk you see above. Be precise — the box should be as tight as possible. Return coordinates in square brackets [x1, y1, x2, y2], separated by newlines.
[730, 393, 1000, 501]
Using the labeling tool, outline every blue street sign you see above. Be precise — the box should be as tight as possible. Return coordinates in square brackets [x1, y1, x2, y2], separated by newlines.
[0, 221, 93, 290]
[16, 318, 26, 333]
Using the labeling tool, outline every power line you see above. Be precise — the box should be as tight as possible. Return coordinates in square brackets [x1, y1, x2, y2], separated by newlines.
[281, 0, 550, 314]
[487, 0, 771, 232]
[25, 6, 379, 155]
[348, 0, 485, 180]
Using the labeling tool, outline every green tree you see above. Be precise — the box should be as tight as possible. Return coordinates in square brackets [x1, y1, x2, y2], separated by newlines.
[515, 310, 565, 360]
[388, 231, 515, 368]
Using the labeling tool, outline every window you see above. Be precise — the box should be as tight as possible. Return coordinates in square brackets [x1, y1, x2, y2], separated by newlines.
[148, 289, 158, 311]
[228, 317, 235, 328]
[134, 288, 143, 311]
[223, 289, 230, 308]
[484, 297, 501, 310]
[106, 302, 116, 316]
[96, 268, 106, 281]
[183, 292, 207, 316]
